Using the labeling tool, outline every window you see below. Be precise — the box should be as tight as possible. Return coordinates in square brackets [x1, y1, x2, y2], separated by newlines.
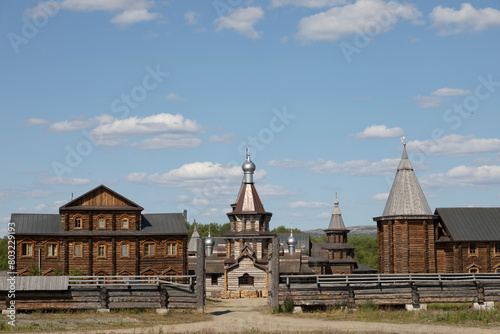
[495, 243, 500, 255]
[74, 244, 82, 258]
[469, 267, 479, 274]
[469, 243, 477, 255]
[98, 218, 105, 229]
[75, 218, 82, 229]
[238, 273, 254, 286]
[22, 243, 32, 257]
[46, 243, 58, 257]
[166, 243, 177, 256]
[121, 244, 129, 257]
[122, 218, 128, 229]
[144, 243, 155, 256]
[496, 268, 500, 273]
[211, 274, 218, 286]
[98, 244, 106, 258]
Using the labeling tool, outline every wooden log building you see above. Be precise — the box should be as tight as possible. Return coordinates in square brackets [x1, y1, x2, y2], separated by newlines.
[375, 144, 500, 274]
[13, 185, 188, 277]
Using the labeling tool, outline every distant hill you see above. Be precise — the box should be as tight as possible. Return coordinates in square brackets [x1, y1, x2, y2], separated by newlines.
[305, 225, 377, 237]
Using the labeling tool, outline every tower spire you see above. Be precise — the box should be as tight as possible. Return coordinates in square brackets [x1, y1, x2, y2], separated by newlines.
[242, 148, 256, 184]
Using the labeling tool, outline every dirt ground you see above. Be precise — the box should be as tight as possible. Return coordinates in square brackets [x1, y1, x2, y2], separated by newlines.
[83, 298, 500, 334]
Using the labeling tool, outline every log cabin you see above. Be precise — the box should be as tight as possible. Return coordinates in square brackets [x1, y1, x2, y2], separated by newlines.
[13, 185, 188, 277]
[375, 144, 500, 274]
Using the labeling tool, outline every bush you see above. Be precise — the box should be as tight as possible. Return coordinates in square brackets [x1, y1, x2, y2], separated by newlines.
[283, 293, 294, 313]
[29, 262, 40, 276]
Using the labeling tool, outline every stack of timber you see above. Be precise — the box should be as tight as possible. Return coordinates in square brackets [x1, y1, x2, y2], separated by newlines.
[1, 276, 198, 311]
[278, 273, 500, 307]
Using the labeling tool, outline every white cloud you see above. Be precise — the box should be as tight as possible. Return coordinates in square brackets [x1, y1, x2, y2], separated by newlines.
[185, 11, 200, 25]
[372, 192, 389, 201]
[38, 176, 90, 186]
[49, 114, 114, 133]
[165, 93, 187, 101]
[267, 159, 315, 169]
[296, 0, 422, 42]
[131, 133, 201, 150]
[421, 165, 500, 188]
[209, 133, 235, 145]
[148, 162, 265, 189]
[48, 113, 202, 149]
[280, 36, 289, 44]
[271, 0, 346, 8]
[288, 201, 330, 208]
[25, 118, 49, 127]
[26, 0, 160, 26]
[214, 7, 264, 39]
[408, 135, 500, 157]
[431, 87, 473, 96]
[258, 185, 301, 198]
[414, 95, 444, 108]
[124, 172, 147, 183]
[310, 158, 399, 175]
[353, 124, 403, 139]
[268, 158, 400, 176]
[430, 3, 500, 36]
[25, 190, 51, 198]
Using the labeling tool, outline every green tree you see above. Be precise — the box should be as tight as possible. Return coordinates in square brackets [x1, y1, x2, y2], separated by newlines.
[310, 235, 327, 243]
[348, 235, 378, 269]
[0, 236, 8, 270]
[29, 262, 40, 276]
[271, 226, 302, 234]
[187, 221, 231, 239]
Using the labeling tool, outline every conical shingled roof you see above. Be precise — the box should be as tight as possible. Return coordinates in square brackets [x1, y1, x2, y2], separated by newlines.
[230, 155, 268, 214]
[187, 224, 200, 253]
[327, 198, 349, 230]
[382, 145, 432, 216]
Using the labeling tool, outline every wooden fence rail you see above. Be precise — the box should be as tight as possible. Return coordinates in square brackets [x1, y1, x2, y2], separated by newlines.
[1, 275, 199, 311]
[279, 274, 500, 308]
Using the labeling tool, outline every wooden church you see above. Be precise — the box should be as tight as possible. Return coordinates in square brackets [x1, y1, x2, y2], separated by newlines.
[374, 143, 500, 274]
[13, 185, 188, 276]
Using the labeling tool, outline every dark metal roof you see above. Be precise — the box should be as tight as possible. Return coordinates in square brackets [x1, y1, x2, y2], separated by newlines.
[62, 205, 141, 211]
[314, 242, 355, 250]
[435, 207, 500, 241]
[354, 263, 377, 273]
[141, 213, 188, 234]
[277, 233, 310, 250]
[11, 213, 187, 235]
[11, 214, 61, 234]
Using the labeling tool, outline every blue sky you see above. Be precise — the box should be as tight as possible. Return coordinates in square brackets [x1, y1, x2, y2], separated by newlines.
[2, 0, 500, 235]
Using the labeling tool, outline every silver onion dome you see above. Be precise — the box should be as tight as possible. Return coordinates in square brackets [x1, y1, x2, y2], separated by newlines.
[204, 232, 214, 247]
[287, 232, 297, 246]
[242, 150, 256, 183]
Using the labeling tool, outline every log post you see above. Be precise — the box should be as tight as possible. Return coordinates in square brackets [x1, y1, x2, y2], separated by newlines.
[196, 238, 205, 313]
[98, 287, 109, 312]
[267, 237, 279, 307]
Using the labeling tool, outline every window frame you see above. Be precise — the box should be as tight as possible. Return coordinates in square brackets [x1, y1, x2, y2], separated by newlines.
[121, 218, 129, 229]
[21, 242, 33, 257]
[97, 244, 107, 259]
[74, 243, 83, 258]
[469, 243, 477, 256]
[495, 242, 500, 256]
[46, 243, 58, 258]
[74, 217, 82, 229]
[121, 244, 130, 258]
[98, 217, 105, 229]
[238, 273, 254, 286]
[144, 242, 155, 257]
[166, 242, 177, 256]
[468, 267, 479, 274]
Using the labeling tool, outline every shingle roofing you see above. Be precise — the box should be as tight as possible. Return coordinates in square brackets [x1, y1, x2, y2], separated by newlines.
[436, 207, 500, 241]
[11, 213, 187, 235]
[326, 198, 348, 231]
[382, 145, 432, 217]
[187, 224, 200, 252]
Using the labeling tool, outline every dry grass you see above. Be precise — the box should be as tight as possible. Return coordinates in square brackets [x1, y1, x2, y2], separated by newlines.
[270, 301, 500, 328]
[0, 308, 212, 332]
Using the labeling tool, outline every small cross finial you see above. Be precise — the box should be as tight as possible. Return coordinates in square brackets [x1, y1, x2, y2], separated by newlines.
[401, 134, 406, 145]
[246, 144, 249, 157]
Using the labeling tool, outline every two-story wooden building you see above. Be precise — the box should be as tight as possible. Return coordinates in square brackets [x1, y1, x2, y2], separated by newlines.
[13, 185, 188, 276]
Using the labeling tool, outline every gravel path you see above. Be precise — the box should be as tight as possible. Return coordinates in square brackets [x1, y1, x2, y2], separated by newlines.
[88, 298, 500, 334]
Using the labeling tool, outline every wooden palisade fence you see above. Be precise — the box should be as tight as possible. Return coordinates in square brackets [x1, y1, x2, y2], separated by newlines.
[278, 273, 500, 309]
